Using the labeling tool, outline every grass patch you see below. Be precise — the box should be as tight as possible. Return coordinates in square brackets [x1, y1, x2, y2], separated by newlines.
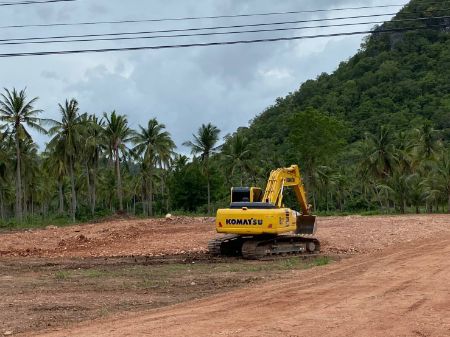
[308, 256, 330, 267]
[54, 270, 71, 280]
[81, 269, 110, 278]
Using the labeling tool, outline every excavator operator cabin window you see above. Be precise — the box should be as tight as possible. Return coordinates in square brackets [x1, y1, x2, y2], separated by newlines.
[231, 187, 251, 203]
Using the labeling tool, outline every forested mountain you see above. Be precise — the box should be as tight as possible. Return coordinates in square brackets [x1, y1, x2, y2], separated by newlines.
[222, 0, 450, 212]
[0, 0, 449, 226]
[240, 0, 449, 156]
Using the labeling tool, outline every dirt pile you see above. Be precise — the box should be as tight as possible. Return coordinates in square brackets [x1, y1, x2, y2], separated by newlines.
[0, 216, 214, 258]
[0, 214, 449, 258]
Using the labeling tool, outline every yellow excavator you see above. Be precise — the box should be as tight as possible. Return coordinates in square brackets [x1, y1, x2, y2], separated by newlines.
[209, 165, 320, 259]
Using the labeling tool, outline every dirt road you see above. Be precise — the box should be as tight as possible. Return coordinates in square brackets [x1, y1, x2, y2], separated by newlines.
[37, 232, 450, 337]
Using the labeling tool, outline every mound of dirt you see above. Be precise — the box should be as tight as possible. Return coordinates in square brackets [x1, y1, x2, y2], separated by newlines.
[0, 214, 449, 258]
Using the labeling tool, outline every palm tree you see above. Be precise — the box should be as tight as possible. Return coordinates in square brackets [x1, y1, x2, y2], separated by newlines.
[221, 133, 253, 186]
[361, 126, 398, 180]
[48, 99, 84, 221]
[103, 111, 132, 212]
[0, 131, 10, 219]
[414, 123, 441, 161]
[132, 118, 175, 216]
[183, 123, 220, 214]
[0, 88, 46, 220]
[83, 114, 105, 215]
[434, 150, 450, 213]
[43, 146, 66, 215]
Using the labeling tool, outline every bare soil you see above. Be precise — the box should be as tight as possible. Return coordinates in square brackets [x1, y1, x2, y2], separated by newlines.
[0, 214, 449, 337]
[0, 214, 449, 258]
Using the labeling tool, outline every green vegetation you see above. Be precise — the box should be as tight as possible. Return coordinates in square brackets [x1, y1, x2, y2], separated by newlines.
[0, 0, 448, 227]
[51, 256, 332, 283]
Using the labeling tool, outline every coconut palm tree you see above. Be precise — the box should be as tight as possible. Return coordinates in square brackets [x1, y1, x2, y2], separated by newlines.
[48, 98, 84, 221]
[183, 123, 220, 214]
[132, 118, 175, 216]
[83, 114, 105, 215]
[221, 133, 253, 186]
[362, 126, 398, 180]
[103, 111, 132, 212]
[0, 88, 46, 220]
[43, 146, 66, 215]
[434, 149, 450, 213]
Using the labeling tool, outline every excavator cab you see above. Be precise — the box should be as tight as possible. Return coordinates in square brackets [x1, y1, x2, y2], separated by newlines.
[230, 187, 263, 203]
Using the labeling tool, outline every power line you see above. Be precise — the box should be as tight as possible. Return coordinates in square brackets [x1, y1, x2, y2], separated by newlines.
[1, 16, 448, 46]
[0, 12, 409, 42]
[0, 0, 76, 6]
[0, 25, 446, 58]
[0, 3, 409, 29]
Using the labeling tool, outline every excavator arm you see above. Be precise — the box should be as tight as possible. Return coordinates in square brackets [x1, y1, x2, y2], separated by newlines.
[263, 165, 310, 214]
[262, 165, 316, 234]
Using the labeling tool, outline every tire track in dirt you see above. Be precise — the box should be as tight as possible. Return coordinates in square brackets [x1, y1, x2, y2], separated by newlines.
[35, 232, 450, 337]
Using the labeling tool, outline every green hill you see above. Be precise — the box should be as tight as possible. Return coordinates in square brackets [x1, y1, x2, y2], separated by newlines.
[221, 0, 450, 213]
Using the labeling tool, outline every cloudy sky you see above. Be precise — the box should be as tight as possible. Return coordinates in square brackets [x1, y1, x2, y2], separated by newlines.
[0, 0, 409, 151]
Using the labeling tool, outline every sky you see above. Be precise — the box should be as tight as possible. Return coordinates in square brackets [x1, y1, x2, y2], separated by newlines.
[0, 0, 409, 151]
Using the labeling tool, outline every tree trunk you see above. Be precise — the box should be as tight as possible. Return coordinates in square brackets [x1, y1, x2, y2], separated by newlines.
[91, 169, 97, 215]
[447, 193, 450, 214]
[207, 177, 211, 215]
[148, 167, 153, 216]
[15, 132, 22, 220]
[149, 178, 153, 217]
[85, 164, 92, 213]
[58, 179, 64, 214]
[23, 183, 27, 218]
[69, 156, 77, 222]
[0, 191, 4, 220]
[115, 149, 123, 212]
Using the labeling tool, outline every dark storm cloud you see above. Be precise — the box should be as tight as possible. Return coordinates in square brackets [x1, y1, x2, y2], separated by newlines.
[0, 0, 409, 150]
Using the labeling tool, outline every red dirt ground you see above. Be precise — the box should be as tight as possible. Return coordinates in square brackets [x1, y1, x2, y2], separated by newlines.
[0, 214, 449, 258]
[1, 214, 449, 337]
[37, 229, 450, 337]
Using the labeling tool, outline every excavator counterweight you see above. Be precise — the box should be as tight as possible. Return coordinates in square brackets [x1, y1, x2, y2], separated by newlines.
[209, 165, 320, 259]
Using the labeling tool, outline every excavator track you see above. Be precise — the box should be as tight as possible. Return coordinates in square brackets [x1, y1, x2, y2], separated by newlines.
[208, 234, 245, 256]
[208, 235, 320, 259]
[241, 236, 320, 260]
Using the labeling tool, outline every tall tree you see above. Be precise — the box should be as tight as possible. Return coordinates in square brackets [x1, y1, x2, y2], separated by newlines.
[83, 114, 105, 215]
[0, 88, 46, 220]
[48, 99, 83, 221]
[103, 111, 132, 212]
[132, 118, 175, 216]
[360, 126, 398, 180]
[183, 123, 220, 215]
[221, 133, 253, 186]
[434, 150, 450, 213]
[43, 147, 66, 215]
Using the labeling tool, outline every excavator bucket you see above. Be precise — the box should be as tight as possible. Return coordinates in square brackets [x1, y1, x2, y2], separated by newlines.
[296, 215, 317, 235]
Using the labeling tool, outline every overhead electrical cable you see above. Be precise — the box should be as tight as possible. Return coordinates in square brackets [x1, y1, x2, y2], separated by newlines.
[0, 0, 76, 6]
[0, 12, 419, 42]
[0, 25, 446, 58]
[0, 4, 407, 28]
[1, 16, 448, 46]
[1, 2, 446, 29]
